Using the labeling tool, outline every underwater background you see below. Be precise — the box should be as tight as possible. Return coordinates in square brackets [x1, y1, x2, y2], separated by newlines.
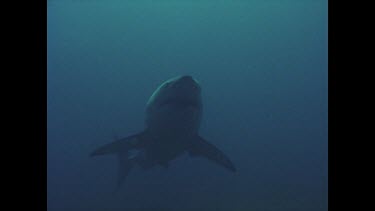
[47, 0, 328, 210]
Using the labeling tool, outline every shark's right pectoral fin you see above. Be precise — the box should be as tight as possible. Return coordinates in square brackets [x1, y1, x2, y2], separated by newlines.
[90, 133, 144, 191]
[188, 136, 236, 172]
[90, 133, 141, 156]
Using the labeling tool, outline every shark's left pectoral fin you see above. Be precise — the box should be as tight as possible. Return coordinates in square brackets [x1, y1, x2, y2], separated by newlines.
[188, 136, 236, 172]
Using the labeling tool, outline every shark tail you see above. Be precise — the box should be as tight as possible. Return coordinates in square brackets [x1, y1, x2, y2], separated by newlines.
[90, 133, 143, 190]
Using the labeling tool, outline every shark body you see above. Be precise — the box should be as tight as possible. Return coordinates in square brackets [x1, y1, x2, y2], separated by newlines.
[91, 75, 236, 188]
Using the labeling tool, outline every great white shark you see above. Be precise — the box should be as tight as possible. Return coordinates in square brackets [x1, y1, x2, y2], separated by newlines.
[90, 75, 236, 188]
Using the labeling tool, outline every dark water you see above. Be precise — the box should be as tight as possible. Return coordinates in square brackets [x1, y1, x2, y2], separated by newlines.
[47, 0, 327, 210]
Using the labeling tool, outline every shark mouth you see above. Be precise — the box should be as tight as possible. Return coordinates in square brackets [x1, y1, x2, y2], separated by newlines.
[160, 98, 199, 108]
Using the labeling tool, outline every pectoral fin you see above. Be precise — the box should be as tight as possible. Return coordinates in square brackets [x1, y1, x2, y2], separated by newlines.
[188, 136, 236, 172]
[90, 133, 141, 156]
[90, 132, 144, 191]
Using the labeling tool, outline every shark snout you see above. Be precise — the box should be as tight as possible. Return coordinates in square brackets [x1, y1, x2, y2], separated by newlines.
[174, 75, 200, 91]
[179, 75, 193, 81]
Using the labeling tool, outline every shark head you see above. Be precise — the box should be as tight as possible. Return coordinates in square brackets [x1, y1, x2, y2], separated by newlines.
[146, 75, 202, 110]
[145, 75, 203, 133]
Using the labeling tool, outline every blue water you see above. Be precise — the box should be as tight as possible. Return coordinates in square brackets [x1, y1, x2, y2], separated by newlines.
[47, 1, 328, 210]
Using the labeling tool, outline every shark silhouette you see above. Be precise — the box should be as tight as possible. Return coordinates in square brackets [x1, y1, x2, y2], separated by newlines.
[90, 75, 236, 188]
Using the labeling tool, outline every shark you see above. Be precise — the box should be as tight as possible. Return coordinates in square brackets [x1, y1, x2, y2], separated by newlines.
[90, 75, 236, 188]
